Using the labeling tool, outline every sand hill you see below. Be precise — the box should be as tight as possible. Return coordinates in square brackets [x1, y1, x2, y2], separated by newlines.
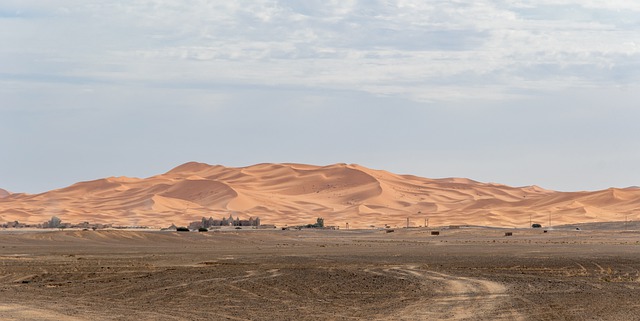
[1, 162, 639, 228]
[0, 189, 9, 199]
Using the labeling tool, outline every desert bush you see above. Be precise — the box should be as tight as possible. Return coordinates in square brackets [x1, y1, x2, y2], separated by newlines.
[176, 227, 190, 232]
[198, 227, 208, 232]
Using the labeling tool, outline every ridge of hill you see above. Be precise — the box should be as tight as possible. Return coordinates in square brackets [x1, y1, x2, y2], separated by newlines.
[1, 162, 638, 228]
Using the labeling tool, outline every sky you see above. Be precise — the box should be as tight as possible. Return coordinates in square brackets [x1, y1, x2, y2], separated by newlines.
[2, 0, 640, 193]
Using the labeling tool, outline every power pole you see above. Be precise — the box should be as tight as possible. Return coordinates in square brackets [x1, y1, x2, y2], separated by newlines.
[406, 217, 409, 228]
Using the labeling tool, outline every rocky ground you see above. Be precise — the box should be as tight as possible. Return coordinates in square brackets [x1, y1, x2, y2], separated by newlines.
[1, 226, 640, 320]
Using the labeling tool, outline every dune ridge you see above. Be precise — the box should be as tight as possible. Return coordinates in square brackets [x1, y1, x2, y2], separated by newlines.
[1, 162, 639, 228]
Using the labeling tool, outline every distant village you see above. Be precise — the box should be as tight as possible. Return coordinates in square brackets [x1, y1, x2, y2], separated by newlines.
[2, 215, 339, 231]
[183, 216, 336, 231]
[187, 214, 263, 230]
[1, 215, 271, 231]
[1, 216, 115, 230]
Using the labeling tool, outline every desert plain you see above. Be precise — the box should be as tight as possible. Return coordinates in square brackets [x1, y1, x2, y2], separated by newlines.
[2, 224, 640, 320]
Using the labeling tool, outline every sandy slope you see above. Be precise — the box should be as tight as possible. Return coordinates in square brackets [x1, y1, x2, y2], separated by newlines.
[0, 189, 9, 199]
[1, 162, 639, 228]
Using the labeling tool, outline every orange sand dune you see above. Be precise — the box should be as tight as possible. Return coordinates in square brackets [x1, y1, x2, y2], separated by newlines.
[1, 162, 639, 228]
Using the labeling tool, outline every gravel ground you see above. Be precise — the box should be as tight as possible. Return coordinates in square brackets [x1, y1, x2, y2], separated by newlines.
[1, 227, 639, 320]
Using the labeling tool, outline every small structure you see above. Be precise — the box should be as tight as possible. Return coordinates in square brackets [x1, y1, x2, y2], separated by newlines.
[162, 224, 178, 231]
[431, 231, 440, 236]
[504, 232, 513, 237]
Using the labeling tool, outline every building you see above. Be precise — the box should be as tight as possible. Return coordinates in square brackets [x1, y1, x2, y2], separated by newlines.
[188, 215, 262, 229]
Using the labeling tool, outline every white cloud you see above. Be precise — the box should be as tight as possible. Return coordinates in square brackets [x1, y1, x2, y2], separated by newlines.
[2, 0, 640, 105]
[5, 0, 640, 194]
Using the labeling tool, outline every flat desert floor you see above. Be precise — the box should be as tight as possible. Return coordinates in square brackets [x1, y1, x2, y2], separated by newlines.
[1, 226, 640, 320]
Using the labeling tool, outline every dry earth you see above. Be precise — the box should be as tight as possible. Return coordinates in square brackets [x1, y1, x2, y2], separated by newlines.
[1, 226, 640, 320]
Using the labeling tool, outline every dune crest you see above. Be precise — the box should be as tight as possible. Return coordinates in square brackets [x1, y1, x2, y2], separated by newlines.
[1, 163, 639, 228]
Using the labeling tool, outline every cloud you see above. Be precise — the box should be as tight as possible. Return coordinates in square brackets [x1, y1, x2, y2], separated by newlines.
[5, 0, 640, 194]
[3, 0, 640, 106]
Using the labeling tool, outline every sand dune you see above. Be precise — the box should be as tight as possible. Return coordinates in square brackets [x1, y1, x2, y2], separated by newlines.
[1, 162, 639, 228]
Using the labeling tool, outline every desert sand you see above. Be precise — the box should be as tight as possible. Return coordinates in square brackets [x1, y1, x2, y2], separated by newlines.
[1, 226, 640, 320]
[1, 162, 640, 228]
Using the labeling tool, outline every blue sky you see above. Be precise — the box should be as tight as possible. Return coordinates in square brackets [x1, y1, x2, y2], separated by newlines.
[2, 0, 640, 193]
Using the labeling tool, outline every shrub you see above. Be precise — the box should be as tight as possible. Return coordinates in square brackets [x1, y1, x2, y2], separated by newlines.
[198, 227, 208, 232]
[176, 227, 189, 232]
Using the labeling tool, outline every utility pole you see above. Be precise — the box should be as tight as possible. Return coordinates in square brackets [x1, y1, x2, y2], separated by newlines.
[529, 213, 532, 228]
[406, 217, 409, 228]
[346, 222, 349, 230]
[548, 213, 551, 229]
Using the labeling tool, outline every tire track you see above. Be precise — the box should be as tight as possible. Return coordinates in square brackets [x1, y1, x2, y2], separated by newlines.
[370, 265, 523, 321]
